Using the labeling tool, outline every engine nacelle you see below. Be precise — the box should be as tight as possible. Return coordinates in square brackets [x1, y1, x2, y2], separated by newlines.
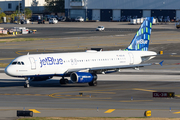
[70, 72, 97, 83]
[31, 76, 53, 81]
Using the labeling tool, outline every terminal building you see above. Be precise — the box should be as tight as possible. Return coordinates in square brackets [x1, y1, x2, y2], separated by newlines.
[65, 0, 180, 21]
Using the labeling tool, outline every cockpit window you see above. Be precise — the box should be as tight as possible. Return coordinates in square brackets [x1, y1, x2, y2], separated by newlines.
[12, 62, 17, 65]
[11, 61, 25, 65]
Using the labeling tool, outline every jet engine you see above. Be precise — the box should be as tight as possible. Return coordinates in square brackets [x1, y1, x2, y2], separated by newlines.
[70, 72, 97, 83]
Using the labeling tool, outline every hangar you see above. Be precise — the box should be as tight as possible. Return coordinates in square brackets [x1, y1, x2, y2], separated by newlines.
[65, 0, 180, 21]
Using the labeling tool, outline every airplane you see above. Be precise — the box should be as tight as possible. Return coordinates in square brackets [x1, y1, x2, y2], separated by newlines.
[5, 17, 158, 88]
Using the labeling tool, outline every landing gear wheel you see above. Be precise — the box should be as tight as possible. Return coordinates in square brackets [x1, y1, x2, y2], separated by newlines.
[60, 79, 68, 84]
[88, 80, 97, 86]
[24, 83, 29, 88]
[24, 79, 30, 88]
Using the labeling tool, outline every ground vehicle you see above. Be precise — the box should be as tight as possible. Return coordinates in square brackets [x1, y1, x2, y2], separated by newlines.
[30, 15, 41, 22]
[120, 16, 126, 22]
[126, 16, 132, 22]
[96, 26, 105, 31]
[176, 22, 180, 29]
[158, 16, 163, 22]
[65, 17, 75, 22]
[38, 19, 45, 24]
[163, 16, 170, 22]
[45, 15, 51, 21]
[49, 18, 58, 24]
[58, 16, 66, 21]
[75, 16, 84, 22]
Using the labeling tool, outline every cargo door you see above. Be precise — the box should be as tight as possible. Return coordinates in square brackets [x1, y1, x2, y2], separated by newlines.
[113, 10, 121, 21]
[29, 57, 36, 70]
[92, 10, 100, 20]
[101, 9, 112, 21]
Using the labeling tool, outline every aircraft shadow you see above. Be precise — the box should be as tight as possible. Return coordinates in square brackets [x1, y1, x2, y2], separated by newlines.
[0, 79, 89, 88]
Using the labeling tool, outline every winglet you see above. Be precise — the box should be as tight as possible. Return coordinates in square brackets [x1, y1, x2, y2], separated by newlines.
[159, 60, 164, 66]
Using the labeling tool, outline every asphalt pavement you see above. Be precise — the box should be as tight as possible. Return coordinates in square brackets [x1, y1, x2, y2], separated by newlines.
[0, 22, 180, 119]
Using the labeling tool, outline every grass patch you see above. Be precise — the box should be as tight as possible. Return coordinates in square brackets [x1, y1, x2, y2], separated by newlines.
[0, 38, 49, 43]
[0, 63, 9, 68]
[17, 117, 180, 120]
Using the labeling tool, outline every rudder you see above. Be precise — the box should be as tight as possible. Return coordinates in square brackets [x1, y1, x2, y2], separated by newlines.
[125, 17, 153, 51]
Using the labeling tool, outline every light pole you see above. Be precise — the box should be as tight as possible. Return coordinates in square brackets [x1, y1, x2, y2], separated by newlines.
[85, 0, 88, 21]
[18, 0, 21, 24]
[18, 1, 20, 14]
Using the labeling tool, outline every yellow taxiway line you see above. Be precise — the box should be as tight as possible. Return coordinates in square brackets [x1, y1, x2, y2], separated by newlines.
[104, 109, 115, 113]
[0, 58, 14, 60]
[29, 109, 41, 113]
[173, 111, 180, 114]
[133, 88, 156, 92]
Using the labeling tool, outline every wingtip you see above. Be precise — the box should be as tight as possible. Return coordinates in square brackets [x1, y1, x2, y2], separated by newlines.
[159, 60, 164, 66]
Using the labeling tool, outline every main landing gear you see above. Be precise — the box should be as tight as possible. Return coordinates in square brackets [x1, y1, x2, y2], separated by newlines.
[88, 80, 97, 86]
[60, 77, 68, 85]
[24, 77, 30, 88]
[88, 73, 97, 86]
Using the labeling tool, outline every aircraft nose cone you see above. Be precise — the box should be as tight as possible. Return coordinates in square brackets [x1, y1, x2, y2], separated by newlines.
[5, 66, 9, 75]
[5, 66, 13, 76]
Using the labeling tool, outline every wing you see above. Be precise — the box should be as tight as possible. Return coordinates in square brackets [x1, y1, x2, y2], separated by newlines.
[66, 63, 152, 73]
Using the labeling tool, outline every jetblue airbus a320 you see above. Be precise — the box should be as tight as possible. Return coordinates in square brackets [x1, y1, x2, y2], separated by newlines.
[5, 17, 157, 88]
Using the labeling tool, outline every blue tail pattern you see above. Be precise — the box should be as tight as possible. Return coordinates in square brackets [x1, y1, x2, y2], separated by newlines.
[125, 17, 153, 51]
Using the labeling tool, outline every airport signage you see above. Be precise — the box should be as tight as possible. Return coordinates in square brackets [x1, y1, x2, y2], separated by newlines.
[153, 92, 175, 98]
[144, 110, 151, 117]
[17, 110, 33, 117]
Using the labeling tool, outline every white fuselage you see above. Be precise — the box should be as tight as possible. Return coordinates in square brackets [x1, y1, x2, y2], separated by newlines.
[5, 50, 157, 77]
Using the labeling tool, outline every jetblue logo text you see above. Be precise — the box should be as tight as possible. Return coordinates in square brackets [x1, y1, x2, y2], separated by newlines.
[136, 39, 148, 44]
[39, 57, 63, 67]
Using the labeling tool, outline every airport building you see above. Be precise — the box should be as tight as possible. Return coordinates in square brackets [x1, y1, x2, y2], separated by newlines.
[25, 0, 46, 14]
[65, 0, 180, 21]
[0, 0, 45, 14]
[0, 0, 25, 14]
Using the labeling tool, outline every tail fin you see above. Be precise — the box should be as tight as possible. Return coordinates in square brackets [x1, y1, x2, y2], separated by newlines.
[125, 17, 153, 51]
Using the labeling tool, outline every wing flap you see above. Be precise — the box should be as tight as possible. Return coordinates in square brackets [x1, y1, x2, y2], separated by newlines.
[66, 63, 152, 73]
[90, 63, 152, 71]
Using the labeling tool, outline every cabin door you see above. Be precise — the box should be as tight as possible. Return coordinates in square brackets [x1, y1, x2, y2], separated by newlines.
[128, 52, 134, 65]
[29, 57, 36, 70]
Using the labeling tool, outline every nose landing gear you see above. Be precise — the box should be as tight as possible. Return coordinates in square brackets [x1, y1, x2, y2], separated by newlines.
[24, 77, 30, 88]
